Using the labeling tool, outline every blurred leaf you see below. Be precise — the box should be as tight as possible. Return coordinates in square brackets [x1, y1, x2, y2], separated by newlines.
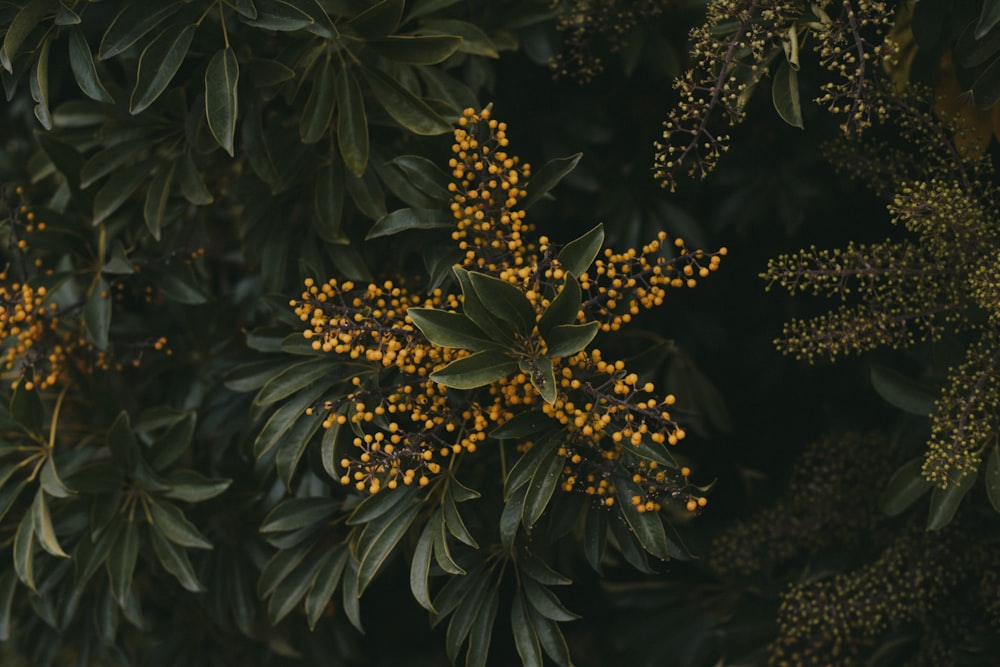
[146, 263, 209, 304]
[68, 27, 113, 103]
[314, 158, 345, 240]
[972, 56, 1000, 109]
[870, 365, 936, 416]
[419, 19, 499, 58]
[13, 511, 35, 590]
[261, 498, 338, 533]
[39, 458, 72, 499]
[205, 47, 239, 156]
[988, 445, 1000, 514]
[0, 570, 17, 640]
[148, 413, 197, 471]
[927, 468, 977, 530]
[93, 160, 152, 224]
[150, 528, 203, 592]
[583, 506, 607, 573]
[1, 0, 55, 74]
[275, 410, 322, 488]
[408, 308, 497, 351]
[241, 0, 313, 31]
[772, 60, 804, 129]
[81, 142, 145, 189]
[880, 456, 933, 516]
[163, 470, 231, 503]
[143, 161, 176, 241]
[368, 35, 462, 65]
[103, 240, 135, 274]
[491, 410, 556, 440]
[337, 66, 369, 177]
[99, 0, 181, 59]
[30, 35, 51, 129]
[349, 0, 403, 37]
[523, 153, 582, 208]
[269, 552, 325, 623]
[366, 207, 452, 239]
[150, 500, 212, 549]
[106, 520, 139, 603]
[977, 1, 1000, 39]
[558, 223, 604, 276]
[544, 322, 598, 359]
[301, 56, 335, 144]
[131, 23, 196, 114]
[10, 370, 43, 433]
[364, 66, 452, 135]
[430, 349, 517, 389]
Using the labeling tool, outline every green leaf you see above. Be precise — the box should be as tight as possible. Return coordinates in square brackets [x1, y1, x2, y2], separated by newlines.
[337, 66, 369, 177]
[255, 359, 337, 406]
[772, 60, 803, 129]
[879, 456, 933, 516]
[143, 161, 176, 241]
[261, 498, 338, 533]
[130, 23, 196, 114]
[517, 550, 571, 586]
[615, 480, 671, 560]
[368, 35, 462, 65]
[280, 0, 337, 38]
[526, 602, 572, 667]
[537, 275, 581, 338]
[522, 578, 578, 621]
[75, 518, 123, 589]
[55, 0, 80, 25]
[430, 350, 517, 389]
[108, 411, 138, 471]
[443, 487, 477, 547]
[147, 412, 196, 471]
[870, 364, 936, 416]
[409, 518, 437, 612]
[499, 485, 525, 553]
[68, 27, 113, 104]
[418, 19, 499, 58]
[523, 153, 581, 208]
[407, 308, 497, 351]
[224, 358, 291, 392]
[453, 266, 516, 344]
[81, 142, 145, 189]
[348, 0, 403, 36]
[176, 151, 213, 204]
[150, 527, 203, 592]
[234, 0, 258, 19]
[977, 1, 1000, 39]
[345, 165, 386, 219]
[583, 507, 607, 573]
[314, 159, 345, 241]
[1, 0, 55, 74]
[275, 410, 322, 488]
[971, 56, 1000, 109]
[321, 411, 345, 480]
[269, 552, 325, 623]
[387, 155, 452, 202]
[466, 584, 500, 667]
[557, 223, 604, 276]
[445, 570, 490, 661]
[521, 441, 563, 528]
[103, 240, 135, 274]
[357, 501, 421, 594]
[433, 512, 465, 574]
[163, 470, 231, 503]
[927, 468, 977, 531]
[150, 501, 213, 549]
[145, 264, 209, 304]
[13, 511, 35, 590]
[306, 547, 347, 630]
[366, 207, 453, 239]
[490, 411, 555, 440]
[99, 0, 181, 59]
[505, 434, 560, 499]
[39, 458, 72, 499]
[31, 489, 68, 558]
[511, 589, 543, 667]
[520, 356, 557, 405]
[987, 445, 1000, 515]
[258, 547, 308, 598]
[469, 272, 536, 335]
[364, 66, 452, 135]
[106, 521, 139, 603]
[301, 56, 335, 144]
[31, 35, 52, 129]
[10, 370, 43, 434]
[239, 0, 312, 31]
[418, 65, 477, 114]
[346, 484, 415, 525]
[342, 557, 363, 631]
[205, 47, 239, 156]
[544, 322, 598, 359]
[0, 570, 18, 640]
[92, 161, 151, 224]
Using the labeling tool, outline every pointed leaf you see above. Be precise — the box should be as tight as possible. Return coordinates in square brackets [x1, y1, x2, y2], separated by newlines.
[544, 322, 598, 359]
[269, 552, 325, 623]
[106, 521, 139, 603]
[177, 151, 213, 204]
[314, 158, 345, 241]
[443, 488, 477, 547]
[99, 0, 181, 59]
[349, 0, 403, 36]
[408, 307, 497, 351]
[490, 410, 556, 440]
[368, 35, 462, 65]
[557, 224, 604, 276]
[130, 24, 197, 114]
[163, 470, 231, 503]
[870, 364, 936, 416]
[430, 350, 517, 389]
[0, 570, 17, 640]
[301, 56, 335, 143]
[879, 456, 933, 516]
[522, 578, 578, 621]
[2, 0, 55, 74]
[150, 527, 203, 592]
[306, 547, 347, 630]
[68, 26, 113, 103]
[108, 411, 138, 471]
[469, 271, 536, 335]
[150, 500, 212, 549]
[364, 66, 452, 135]
[505, 434, 560, 499]
[13, 511, 35, 590]
[526, 603, 572, 667]
[337, 66, 369, 176]
[93, 159, 152, 224]
[143, 161, 176, 240]
[205, 47, 239, 156]
[409, 518, 437, 612]
[387, 155, 452, 202]
[511, 589, 543, 667]
[523, 153, 581, 208]
[453, 266, 516, 344]
[927, 468, 977, 531]
[522, 442, 563, 527]
[366, 207, 452, 239]
[466, 584, 499, 667]
[615, 480, 671, 560]
[537, 275, 581, 338]
[81, 142, 145, 189]
[977, 1, 1000, 39]
[261, 497, 338, 533]
[31, 36, 51, 129]
[357, 501, 421, 594]
[255, 359, 337, 406]
[32, 489, 68, 557]
[772, 60, 803, 129]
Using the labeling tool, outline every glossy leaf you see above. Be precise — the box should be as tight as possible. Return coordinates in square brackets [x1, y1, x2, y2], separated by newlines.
[99, 0, 181, 59]
[337, 66, 369, 177]
[13, 511, 35, 590]
[68, 27, 113, 104]
[2, 0, 55, 74]
[357, 501, 421, 594]
[522, 356, 557, 405]
[511, 589, 543, 667]
[557, 223, 604, 277]
[443, 487, 477, 547]
[521, 440, 563, 527]
[31, 489, 68, 558]
[615, 480, 671, 560]
[275, 410, 322, 488]
[453, 266, 516, 344]
[31, 36, 51, 128]
[522, 578, 578, 622]
[500, 485, 526, 553]
[300, 56, 335, 144]
[772, 60, 803, 129]
[409, 517, 437, 612]
[255, 359, 337, 406]
[150, 501, 212, 549]
[368, 35, 462, 65]
[387, 155, 452, 201]
[163, 470, 231, 503]
[583, 506, 607, 573]
[537, 275, 581, 337]
[927, 468, 977, 531]
[131, 24, 196, 114]
[445, 570, 490, 661]
[261, 498, 338, 533]
[364, 66, 452, 135]
[470, 271, 536, 335]
[419, 18, 499, 58]
[879, 456, 933, 516]
[366, 207, 452, 239]
[148, 412, 197, 472]
[523, 153, 581, 208]
[505, 434, 560, 499]
[93, 159, 152, 224]
[526, 602, 572, 667]
[408, 307, 497, 351]
[205, 48, 239, 156]
[870, 364, 936, 416]
[544, 322, 599, 359]
[430, 349, 517, 389]
[143, 161, 176, 241]
[150, 528, 203, 592]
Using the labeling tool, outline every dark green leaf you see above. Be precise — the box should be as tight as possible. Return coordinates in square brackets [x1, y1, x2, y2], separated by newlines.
[522, 442, 563, 528]
[74, 518, 123, 589]
[466, 584, 499, 667]
[108, 411, 138, 471]
[407, 307, 497, 351]
[280, 0, 337, 38]
[224, 358, 291, 392]
[39, 458, 71, 499]
[505, 434, 560, 499]
[269, 551, 325, 623]
[409, 517, 437, 612]
[870, 364, 936, 416]
[537, 275, 581, 338]
[320, 410, 345, 479]
[433, 512, 465, 575]
[357, 501, 421, 594]
[511, 589, 543, 667]
[387, 155, 452, 201]
[445, 570, 490, 662]
[544, 322, 598, 359]
[92, 159, 151, 224]
[234, 0, 258, 19]
[243, 101, 282, 188]
[81, 142, 145, 189]
[150, 527, 203, 592]
[346, 483, 415, 525]
[31, 489, 68, 558]
[261, 497, 338, 533]
[430, 349, 517, 389]
[927, 468, 977, 531]
[99, 0, 181, 59]
[972, 56, 1000, 109]
[490, 411, 556, 440]
[337, 66, 369, 177]
[163, 470, 231, 503]
[150, 500, 212, 549]
[517, 550, 571, 586]
[366, 207, 453, 239]
[106, 521, 139, 603]
[314, 159, 345, 241]
[31, 36, 52, 129]
[13, 511, 35, 590]
[258, 545, 308, 598]
[103, 240, 134, 274]
[987, 446, 1000, 515]
[364, 66, 452, 135]
[145, 264, 209, 304]
[418, 65, 477, 114]
[130, 24, 197, 114]
[772, 60, 803, 129]
[275, 410, 322, 488]
[523, 153, 582, 208]
[10, 370, 43, 434]
[406, 0, 462, 21]
[557, 223, 604, 277]
[522, 578, 578, 622]
[879, 456, 933, 516]
[143, 161, 176, 241]
[615, 480, 671, 560]
[341, 557, 363, 631]
[306, 547, 347, 630]
[419, 19, 499, 58]
[583, 506, 607, 573]
[443, 487, 477, 547]
[453, 266, 516, 344]
[1, 0, 55, 74]
[345, 165, 386, 219]
[469, 272, 536, 335]
[520, 356, 557, 405]
[68, 27, 113, 104]
[368, 35, 462, 65]
[977, 1, 1000, 39]
[301, 56, 335, 143]
[148, 412, 196, 471]
[255, 359, 337, 406]
[526, 602, 572, 667]
[0, 570, 17, 640]
[205, 48, 239, 156]
[241, 0, 312, 30]
[499, 485, 525, 553]
[348, 0, 403, 36]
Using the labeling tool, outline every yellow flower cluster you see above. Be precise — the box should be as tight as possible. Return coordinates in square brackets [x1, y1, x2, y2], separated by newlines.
[294, 108, 723, 513]
[0, 276, 64, 390]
